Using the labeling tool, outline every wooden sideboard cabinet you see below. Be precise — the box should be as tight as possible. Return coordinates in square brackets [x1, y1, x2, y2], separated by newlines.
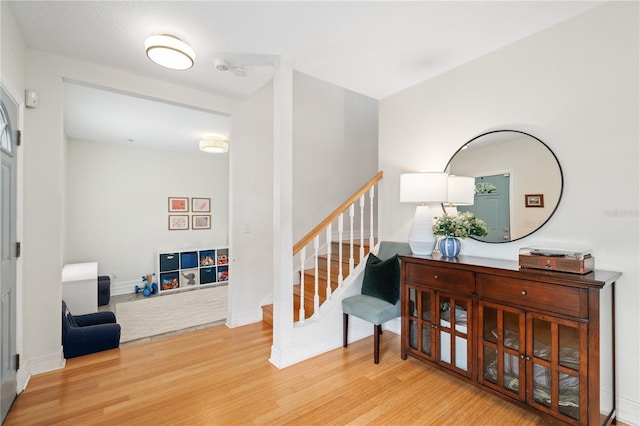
[400, 254, 621, 426]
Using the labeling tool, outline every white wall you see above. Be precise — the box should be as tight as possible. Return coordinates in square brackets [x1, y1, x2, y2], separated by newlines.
[227, 81, 274, 326]
[0, 3, 25, 95]
[292, 71, 379, 241]
[379, 2, 639, 423]
[64, 139, 229, 293]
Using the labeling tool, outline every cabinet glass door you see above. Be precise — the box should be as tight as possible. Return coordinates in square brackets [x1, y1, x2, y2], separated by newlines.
[407, 287, 434, 359]
[478, 302, 526, 401]
[420, 290, 433, 357]
[528, 314, 586, 422]
[438, 293, 471, 377]
[408, 287, 419, 351]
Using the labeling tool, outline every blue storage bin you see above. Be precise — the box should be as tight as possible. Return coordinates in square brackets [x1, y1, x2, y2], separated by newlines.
[160, 253, 179, 271]
[180, 251, 198, 269]
[200, 267, 216, 284]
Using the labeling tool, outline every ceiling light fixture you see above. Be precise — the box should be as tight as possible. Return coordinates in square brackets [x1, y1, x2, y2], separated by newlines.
[145, 34, 195, 70]
[199, 135, 229, 153]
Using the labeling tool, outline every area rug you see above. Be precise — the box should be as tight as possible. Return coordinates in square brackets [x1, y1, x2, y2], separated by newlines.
[116, 285, 228, 343]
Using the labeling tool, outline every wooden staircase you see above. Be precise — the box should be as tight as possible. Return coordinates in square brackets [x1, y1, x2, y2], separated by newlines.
[262, 241, 372, 326]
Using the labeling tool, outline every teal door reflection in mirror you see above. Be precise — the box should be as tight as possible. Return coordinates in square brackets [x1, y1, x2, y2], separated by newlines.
[459, 174, 511, 242]
[444, 130, 563, 243]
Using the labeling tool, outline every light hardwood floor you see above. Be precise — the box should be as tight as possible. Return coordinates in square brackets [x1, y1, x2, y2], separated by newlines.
[5, 323, 553, 425]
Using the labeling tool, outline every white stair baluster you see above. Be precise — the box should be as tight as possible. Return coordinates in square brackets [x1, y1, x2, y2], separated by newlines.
[359, 194, 365, 260]
[313, 235, 320, 316]
[349, 204, 355, 274]
[299, 247, 306, 323]
[326, 224, 332, 300]
[338, 214, 344, 286]
[290, 172, 382, 327]
[369, 186, 375, 250]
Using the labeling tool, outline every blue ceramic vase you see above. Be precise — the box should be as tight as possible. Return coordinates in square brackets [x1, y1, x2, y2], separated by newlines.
[439, 237, 461, 257]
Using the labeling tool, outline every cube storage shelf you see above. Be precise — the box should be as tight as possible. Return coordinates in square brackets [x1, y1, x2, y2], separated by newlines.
[157, 247, 229, 293]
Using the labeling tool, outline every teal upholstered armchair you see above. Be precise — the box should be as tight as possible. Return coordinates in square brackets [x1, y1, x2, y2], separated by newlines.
[342, 241, 412, 363]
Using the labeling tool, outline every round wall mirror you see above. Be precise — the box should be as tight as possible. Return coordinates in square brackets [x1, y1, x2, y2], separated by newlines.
[444, 130, 563, 243]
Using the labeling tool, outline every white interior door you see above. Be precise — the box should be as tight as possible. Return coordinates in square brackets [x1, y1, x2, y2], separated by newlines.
[1, 85, 19, 423]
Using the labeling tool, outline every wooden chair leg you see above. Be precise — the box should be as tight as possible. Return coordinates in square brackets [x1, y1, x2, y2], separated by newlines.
[343, 313, 349, 348]
[374, 324, 381, 364]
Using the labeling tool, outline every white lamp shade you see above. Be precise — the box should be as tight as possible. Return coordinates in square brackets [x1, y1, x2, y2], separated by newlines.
[199, 135, 229, 153]
[448, 176, 475, 205]
[400, 172, 449, 203]
[145, 34, 195, 70]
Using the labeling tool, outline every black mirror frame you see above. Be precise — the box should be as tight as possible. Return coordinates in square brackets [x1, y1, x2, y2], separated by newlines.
[443, 129, 564, 243]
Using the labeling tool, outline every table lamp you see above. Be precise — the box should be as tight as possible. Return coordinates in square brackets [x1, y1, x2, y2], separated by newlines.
[400, 172, 449, 255]
[445, 175, 475, 215]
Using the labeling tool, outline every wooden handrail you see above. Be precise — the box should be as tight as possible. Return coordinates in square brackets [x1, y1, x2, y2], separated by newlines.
[293, 170, 383, 255]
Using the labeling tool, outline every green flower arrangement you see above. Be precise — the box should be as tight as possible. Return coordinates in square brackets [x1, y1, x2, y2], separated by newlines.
[432, 211, 489, 239]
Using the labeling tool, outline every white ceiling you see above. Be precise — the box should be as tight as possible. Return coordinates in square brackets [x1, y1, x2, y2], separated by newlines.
[63, 82, 230, 155]
[8, 1, 603, 152]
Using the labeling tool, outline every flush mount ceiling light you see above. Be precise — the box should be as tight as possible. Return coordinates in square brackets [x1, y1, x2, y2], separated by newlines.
[199, 135, 229, 153]
[145, 34, 195, 70]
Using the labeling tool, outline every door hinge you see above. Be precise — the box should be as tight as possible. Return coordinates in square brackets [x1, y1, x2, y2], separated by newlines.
[16, 241, 21, 258]
[15, 353, 20, 370]
[17, 130, 22, 146]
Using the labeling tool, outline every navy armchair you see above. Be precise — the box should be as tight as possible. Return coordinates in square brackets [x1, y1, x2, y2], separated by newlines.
[62, 301, 121, 358]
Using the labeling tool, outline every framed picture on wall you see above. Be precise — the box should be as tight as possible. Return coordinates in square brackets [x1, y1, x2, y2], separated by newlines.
[192, 215, 211, 230]
[168, 197, 189, 212]
[525, 194, 544, 208]
[168, 215, 189, 230]
[192, 197, 211, 212]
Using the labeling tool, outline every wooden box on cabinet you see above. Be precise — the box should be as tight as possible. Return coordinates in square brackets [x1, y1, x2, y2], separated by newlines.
[400, 254, 620, 426]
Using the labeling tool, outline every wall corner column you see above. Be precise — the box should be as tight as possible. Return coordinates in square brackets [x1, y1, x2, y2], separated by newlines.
[270, 56, 294, 367]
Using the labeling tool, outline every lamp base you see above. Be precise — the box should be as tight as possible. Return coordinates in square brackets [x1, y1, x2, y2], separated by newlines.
[408, 239, 436, 256]
[408, 205, 437, 256]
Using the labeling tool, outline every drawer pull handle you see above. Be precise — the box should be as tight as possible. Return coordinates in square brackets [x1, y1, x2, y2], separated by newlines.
[521, 290, 527, 296]
[434, 275, 439, 279]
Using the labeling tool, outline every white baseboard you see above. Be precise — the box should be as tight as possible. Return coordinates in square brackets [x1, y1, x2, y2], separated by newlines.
[27, 347, 65, 376]
[617, 394, 640, 426]
[16, 360, 31, 393]
[385, 317, 401, 334]
[269, 315, 398, 369]
[226, 309, 262, 328]
[111, 279, 139, 296]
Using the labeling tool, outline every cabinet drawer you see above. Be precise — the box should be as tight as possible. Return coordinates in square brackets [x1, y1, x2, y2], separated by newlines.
[404, 263, 474, 294]
[477, 274, 588, 318]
